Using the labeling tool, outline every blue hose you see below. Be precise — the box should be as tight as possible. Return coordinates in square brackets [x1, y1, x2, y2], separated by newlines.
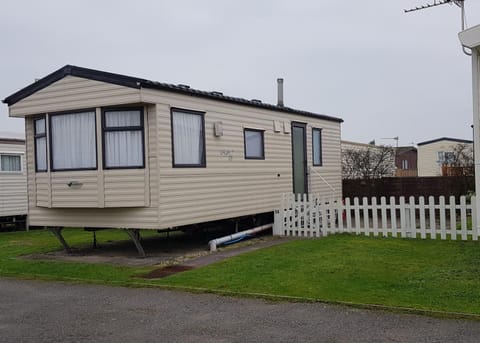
[222, 233, 253, 246]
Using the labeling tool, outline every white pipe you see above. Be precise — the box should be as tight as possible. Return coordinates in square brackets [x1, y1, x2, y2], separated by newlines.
[208, 223, 273, 252]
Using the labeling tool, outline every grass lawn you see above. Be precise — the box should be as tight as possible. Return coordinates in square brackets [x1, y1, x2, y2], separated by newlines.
[1, 229, 480, 316]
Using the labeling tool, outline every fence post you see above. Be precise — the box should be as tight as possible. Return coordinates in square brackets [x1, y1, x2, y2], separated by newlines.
[440, 196, 446, 240]
[354, 197, 361, 235]
[372, 197, 378, 237]
[380, 196, 388, 237]
[419, 196, 426, 239]
[409, 196, 416, 239]
[460, 196, 467, 241]
[362, 197, 369, 236]
[449, 195, 456, 241]
[472, 196, 478, 241]
[390, 196, 397, 238]
[429, 196, 436, 239]
[400, 197, 407, 238]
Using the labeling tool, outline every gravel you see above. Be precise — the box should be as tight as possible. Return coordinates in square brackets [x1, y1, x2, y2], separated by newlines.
[0, 278, 479, 343]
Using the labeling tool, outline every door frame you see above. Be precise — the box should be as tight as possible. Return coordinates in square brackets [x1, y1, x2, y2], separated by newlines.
[291, 121, 308, 194]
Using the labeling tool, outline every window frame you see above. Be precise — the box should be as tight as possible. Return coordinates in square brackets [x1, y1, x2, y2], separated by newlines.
[170, 107, 207, 168]
[312, 127, 323, 167]
[243, 128, 265, 160]
[0, 153, 22, 173]
[34, 115, 47, 172]
[49, 109, 98, 172]
[102, 107, 145, 170]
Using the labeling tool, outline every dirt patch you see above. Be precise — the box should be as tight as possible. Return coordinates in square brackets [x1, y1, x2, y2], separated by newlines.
[143, 265, 195, 279]
[23, 233, 285, 272]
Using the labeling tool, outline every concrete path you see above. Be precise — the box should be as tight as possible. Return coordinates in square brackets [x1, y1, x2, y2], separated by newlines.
[0, 278, 479, 343]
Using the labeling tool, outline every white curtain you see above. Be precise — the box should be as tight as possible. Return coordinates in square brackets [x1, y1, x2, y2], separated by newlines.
[245, 130, 263, 158]
[51, 111, 96, 170]
[1, 155, 21, 171]
[172, 111, 203, 165]
[104, 110, 143, 168]
[35, 118, 45, 134]
[313, 129, 322, 165]
[35, 137, 47, 171]
[105, 110, 141, 127]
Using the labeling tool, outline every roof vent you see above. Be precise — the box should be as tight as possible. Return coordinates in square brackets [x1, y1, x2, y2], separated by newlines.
[251, 99, 262, 104]
[177, 84, 190, 89]
[210, 91, 223, 96]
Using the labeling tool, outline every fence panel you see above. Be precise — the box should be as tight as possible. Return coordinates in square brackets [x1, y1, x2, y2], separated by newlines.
[274, 193, 478, 241]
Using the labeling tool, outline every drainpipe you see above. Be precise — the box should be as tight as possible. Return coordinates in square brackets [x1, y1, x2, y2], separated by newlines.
[208, 223, 273, 252]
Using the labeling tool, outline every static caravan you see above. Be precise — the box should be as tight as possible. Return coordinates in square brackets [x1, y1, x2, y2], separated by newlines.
[2, 65, 342, 253]
[0, 137, 27, 229]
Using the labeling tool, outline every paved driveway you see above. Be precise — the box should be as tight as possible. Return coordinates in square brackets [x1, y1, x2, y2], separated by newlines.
[0, 278, 479, 343]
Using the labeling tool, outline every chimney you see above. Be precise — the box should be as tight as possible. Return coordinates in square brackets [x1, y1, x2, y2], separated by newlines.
[277, 78, 284, 107]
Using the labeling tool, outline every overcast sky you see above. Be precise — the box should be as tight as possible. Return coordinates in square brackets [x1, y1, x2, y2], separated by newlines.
[1, 0, 479, 146]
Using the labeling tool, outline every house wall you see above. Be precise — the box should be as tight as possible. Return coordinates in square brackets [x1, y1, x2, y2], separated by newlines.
[417, 140, 472, 177]
[9, 76, 141, 117]
[395, 150, 417, 171]
[142, 89, 342, 228]
[15, 76, 341, 230]
[0, 141, 27, 217]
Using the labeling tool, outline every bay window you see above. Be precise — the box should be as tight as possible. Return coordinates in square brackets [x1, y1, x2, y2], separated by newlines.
[103, 108, 144, 169]
[50, 110, 97, 171]
[34, 117, 47, 172]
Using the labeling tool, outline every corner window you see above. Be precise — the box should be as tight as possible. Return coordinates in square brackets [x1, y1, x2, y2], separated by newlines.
[34, 117, 47, 172]
[171, 108, 206, 167]
[0, 154, 21, 172]
[103, 108, 144, 169]
[244, 128, 265, 159]
[312, 128, 322, 166]
[50, 110, 97, 171]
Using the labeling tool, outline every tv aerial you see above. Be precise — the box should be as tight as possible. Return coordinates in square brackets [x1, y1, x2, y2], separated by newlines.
[404, 0, 470, 55]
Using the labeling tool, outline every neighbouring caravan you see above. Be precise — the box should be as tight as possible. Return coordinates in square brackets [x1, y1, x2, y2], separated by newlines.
[3, 65, 342, 253]
[0, 136, 27, 230]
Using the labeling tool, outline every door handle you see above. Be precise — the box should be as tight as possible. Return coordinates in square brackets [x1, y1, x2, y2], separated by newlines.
[67, 181, 83, 187]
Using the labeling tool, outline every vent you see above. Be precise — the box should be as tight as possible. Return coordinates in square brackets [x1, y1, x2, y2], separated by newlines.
[277, 78, 284, 107]
[210, 91, 223, 96]
[177, 84, 190, 89]
[251, 99, 262, 104]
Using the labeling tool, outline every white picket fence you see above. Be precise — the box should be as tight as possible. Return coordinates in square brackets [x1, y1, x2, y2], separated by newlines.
[273, 194, 479, 241]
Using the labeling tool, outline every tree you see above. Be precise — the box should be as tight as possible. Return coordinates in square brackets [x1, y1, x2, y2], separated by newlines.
[442, 143, 474, 176]
[342, 145, 395, 180]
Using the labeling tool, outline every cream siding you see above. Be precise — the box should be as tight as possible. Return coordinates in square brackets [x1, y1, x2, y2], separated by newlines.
[17, 76, 341, 230]
[0, 141, 27, 217]
[9, 76, 141, 117]
[417, 140, 473, 177]
[143, 89, 342, 228]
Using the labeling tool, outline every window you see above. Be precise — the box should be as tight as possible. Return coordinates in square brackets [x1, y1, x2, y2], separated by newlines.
[0, 154, 21, 172]
[312, 128, 322, 166]
[50, 110, 97, 171]
[244, 128, 265, 159]
[103, 108, 144, 169]
[171, 109, 206, 167]
[34, 117, 47, 172]
[402, 159, 409, 170]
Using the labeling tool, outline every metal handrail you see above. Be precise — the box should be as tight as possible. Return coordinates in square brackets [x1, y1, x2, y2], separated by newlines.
[309, 167, 337, 199]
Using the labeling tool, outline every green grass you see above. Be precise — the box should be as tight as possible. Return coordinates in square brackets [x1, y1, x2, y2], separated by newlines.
[1, 229, 480, 316]
[0, 229, 154, 284]
[157, 235, 480, 315]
